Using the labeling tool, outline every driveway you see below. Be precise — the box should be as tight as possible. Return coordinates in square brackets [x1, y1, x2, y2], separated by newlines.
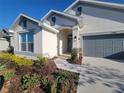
[54, 57, 124, 93]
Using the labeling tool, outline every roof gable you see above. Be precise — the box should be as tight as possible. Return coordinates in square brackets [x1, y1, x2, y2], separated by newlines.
[11, 13, 40, 29]
[41, 10, 78, 22]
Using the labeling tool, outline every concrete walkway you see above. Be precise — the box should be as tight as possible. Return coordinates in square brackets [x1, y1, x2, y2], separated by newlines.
[54, 57, 124, 93]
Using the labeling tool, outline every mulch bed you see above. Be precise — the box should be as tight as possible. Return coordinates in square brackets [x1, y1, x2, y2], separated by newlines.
[0, 58, 79, 93]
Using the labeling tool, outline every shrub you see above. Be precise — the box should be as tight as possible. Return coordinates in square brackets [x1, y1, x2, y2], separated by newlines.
[0, 63, 6, 71]
[21, 74, 40, 90]
[61, 80, 70, 93]
[71, 48, 78, 63]
[4, 71, 15, 81]
[41, 76, 51, 93]
[0, 53, 14, 61]
[53, 70, 76, 81]
[52, 70, 74, 93]
[37, 56, 48, 65]
[14, 57, 34, 66]
[53, 71, 67, 81]
[0, 63, 15, 81]
[7, 46, 14, 54]
[40, 77, 49, 88]
[0, 53, 34, 66]
[51, 80, 57, 93]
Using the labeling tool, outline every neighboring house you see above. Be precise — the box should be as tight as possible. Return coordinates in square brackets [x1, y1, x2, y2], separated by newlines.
[0, 29, 14, 51]
[0, 38, 9, 51]
[11, 0, 124, 59]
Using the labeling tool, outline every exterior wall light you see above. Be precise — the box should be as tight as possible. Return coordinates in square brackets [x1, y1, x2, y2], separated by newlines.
[74, 36, 77, 40]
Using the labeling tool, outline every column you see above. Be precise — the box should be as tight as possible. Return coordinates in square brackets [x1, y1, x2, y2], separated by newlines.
[72, 25, 80, 49]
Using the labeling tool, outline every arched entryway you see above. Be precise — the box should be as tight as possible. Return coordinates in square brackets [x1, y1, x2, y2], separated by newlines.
[58, 28, 72, 55]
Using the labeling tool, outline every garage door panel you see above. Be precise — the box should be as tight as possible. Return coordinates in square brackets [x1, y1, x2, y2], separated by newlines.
[95, 40, 104, 46]
[83, 35, 124, 59]
[103, 39, 113, 47]
[113, 39, 123, 54]
[113, 47, 123, 54]
[113, 39, 123, 47]
[104, 47, 113, 51]
[96, 49, 104, 57]
[103, 39, 113, 57]
[84, 47, 96, 57]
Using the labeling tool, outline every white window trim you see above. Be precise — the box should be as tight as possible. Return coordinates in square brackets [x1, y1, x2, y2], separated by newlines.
[19, 34, 21, 51]
[19, 31, 34, 53]
[26, 33, 28, 51]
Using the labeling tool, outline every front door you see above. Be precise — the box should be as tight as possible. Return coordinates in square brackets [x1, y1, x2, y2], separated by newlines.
[67, 35, 72, 52]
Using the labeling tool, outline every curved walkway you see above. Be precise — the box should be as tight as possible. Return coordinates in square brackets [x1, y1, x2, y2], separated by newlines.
[54, 57, 124, 93]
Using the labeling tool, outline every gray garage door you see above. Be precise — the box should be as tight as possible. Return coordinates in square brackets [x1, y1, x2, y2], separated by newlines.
[83, 34, 124, 59]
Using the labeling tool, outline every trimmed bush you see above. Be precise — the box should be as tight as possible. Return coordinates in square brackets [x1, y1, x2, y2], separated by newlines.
[71, 48, 78, 63]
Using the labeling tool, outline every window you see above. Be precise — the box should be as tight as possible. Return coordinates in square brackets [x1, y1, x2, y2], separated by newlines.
[76, 7, 82, 16]
[50, 16, 56, 26]
[19, 31, 33, 52]
[27, 32, 33, 52]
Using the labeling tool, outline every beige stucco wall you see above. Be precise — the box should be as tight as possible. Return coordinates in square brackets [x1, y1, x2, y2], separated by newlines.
[34, 30, 42, 55]
[0, 38, 9, 51]
[43, 12, 77, 54]
[42, 29, 58, 58]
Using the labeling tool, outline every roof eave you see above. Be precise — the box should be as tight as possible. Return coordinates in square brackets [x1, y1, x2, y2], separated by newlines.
[64, 0, 124, 13]
[81, 30, 124, 36]
[40, 23, 59, 34]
